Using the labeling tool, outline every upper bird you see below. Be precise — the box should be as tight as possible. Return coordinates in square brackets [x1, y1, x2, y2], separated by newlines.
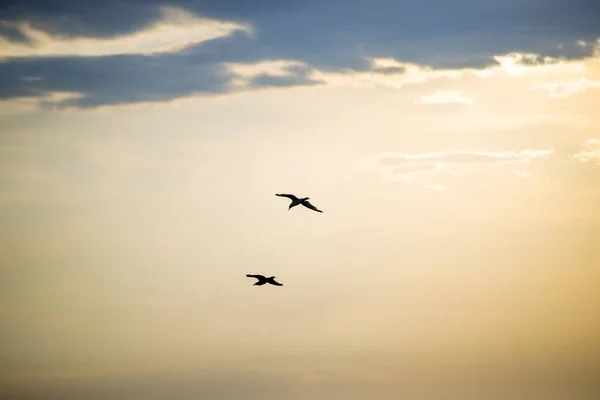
[246, 274, 283, 286]
[276, 193, 323, 213]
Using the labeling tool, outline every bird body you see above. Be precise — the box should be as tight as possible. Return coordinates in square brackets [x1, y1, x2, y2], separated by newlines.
[276, 193, 323, 213]
[246, 274, 283, 286]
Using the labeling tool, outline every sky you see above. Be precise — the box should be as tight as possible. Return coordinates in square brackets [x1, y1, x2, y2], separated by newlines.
[1, 1, 600, 399]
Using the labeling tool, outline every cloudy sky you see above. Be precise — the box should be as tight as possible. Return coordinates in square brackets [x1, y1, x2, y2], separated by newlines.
[1, 1, 600, 399]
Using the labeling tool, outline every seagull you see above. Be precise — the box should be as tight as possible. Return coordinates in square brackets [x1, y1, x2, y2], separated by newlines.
[275, 193, 323, 213]
[246, 274, 283, 286]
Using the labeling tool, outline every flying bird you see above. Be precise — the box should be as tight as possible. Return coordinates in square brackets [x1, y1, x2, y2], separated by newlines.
[246, 274, 283, 286]
[276, 193, 323, 213]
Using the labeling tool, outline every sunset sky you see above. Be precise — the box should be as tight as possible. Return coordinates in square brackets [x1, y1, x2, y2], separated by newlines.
[1, 1, 600, 399]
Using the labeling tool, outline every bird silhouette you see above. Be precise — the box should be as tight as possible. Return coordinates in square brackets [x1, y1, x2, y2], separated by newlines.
[276, 193, 323, 213]
[246, 274, 283, 286]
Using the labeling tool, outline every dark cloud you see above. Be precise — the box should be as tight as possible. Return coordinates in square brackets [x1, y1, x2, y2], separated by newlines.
[0, 23, 31, 43]
[250, 73, 323, 89]
[372, 65, 407, 75]
[0, 0, 599, 108]
[0, 1, 162, 39]
[0, 52, 321, 108]
[0, 54, 232, 108]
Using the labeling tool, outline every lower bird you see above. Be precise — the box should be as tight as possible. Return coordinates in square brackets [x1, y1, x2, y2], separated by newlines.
[246, 274, 283, 286]
[276, 193, 323, 213]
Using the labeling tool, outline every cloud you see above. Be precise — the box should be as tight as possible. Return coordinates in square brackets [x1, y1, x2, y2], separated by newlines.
[225, 60, 307, 79]
[492, 52, 561, 75]
[0, 53, 326, 109]
[376, 150, 555, 163]
[308, 58, 467, 90]
[572, 150, 600, 163]
[572, 138, 600, 164]
[306, 45, 599, 93]
[530, 77, 600, 98]
[0, 7, 251, 59]
[248, 73, 324, 89]
[414, 90, 474, 105]
[357, 149, 555, 186]
[471, 114, 573, 127]
[0, 54, 238, 109]
[0, 91, 83, 116]
[0, 2, 599, 109]
[1, 42, 598, 110]
[225, 60, 323, 89]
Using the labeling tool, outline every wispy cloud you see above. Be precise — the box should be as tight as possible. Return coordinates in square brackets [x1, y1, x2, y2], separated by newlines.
[573, 149, 600, 163]
[0, 7, 251, 59]
[224, 60, 320, 89]
[414, 90, 474, 105]
[0, 91, 84, 117]
[307, 47, 597, 93]
[225, 60, 307, 79]
[308, 58, 467, 90]
[530, 77, 600, 98]
[471, 114, 572, 127]
[375, 150, 554, 163]
[572, 138, 600, 164]
[357, 149, 555, 186]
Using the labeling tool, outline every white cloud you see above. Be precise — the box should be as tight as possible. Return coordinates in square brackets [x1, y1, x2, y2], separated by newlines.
[224, 60, 308, 88]
[493, 52, 589, 76]
[572, 138, 600, 164]
[494, 52, 555, 75]
[304, 47, 596, 92]
[369, 58, 404, 70]
[0, 6, 251, 59]
[530, 77, 600, 98]
[572, 150, 600, 163]
[414, 90, 474, 105]
[225, 60, 306, 78]
[307, 58, 465, 90]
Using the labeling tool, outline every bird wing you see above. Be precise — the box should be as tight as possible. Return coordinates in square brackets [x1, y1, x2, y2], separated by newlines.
[246, 274, 265, 280]
[268, 278, 283, 286]
[301, 200, 323, 213]
[276, 193, 298, 201]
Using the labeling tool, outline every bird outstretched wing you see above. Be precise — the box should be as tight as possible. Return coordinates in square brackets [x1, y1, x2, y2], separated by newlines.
[276, 193, 298, 201]
[246, 274, 265, 280]
[268, 278, 283, 286]
[301, 200, 323, 213]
